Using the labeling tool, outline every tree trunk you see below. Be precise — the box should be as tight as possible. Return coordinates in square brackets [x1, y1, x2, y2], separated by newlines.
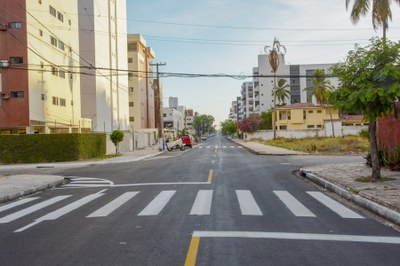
[327, 107, 335, 138]
[273, 75, 277, 139]
[369, 118, 381, 180]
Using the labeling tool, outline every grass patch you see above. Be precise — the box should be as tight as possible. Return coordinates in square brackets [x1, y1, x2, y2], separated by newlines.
[355, 176, 396, 183]
[255, 136, 369, 154]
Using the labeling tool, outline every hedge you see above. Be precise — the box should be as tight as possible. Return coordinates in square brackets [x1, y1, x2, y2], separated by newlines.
[0, 133, 106, 164]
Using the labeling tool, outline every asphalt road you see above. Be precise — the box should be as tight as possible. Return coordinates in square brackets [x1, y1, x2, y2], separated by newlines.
[0, 135, 399, 265]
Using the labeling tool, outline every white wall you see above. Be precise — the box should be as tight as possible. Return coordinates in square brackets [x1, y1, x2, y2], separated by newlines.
[248, 124, 368, 140]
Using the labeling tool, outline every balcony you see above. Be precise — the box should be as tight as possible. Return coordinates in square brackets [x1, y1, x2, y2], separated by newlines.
[254, 85, 260, 92]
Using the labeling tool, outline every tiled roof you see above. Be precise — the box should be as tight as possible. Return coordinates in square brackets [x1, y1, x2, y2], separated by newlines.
[341, 115, 365, 122]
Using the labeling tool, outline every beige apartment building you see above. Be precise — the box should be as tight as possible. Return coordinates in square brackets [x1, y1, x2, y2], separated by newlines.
[0, 0, 91, 134]
[127, 34, 156, 130]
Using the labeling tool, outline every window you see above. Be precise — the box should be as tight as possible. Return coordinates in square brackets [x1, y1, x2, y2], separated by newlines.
[59, 70, 65, 78]
[50, 36, 57, 46]
[317, 125, 322, 128]
[128, 58, 133, 63]
[128, 73, 133, 80]
[10, 57, 23, 64]
[129, 87, 134, 94]
[38, 0, 42, 4]
[40, 62, 44, 68]
[11, 91, 24, 98]
[51, 66, 58, 76]
[308, 110, 313, 114]
[303, 111, 306, 119]
[52, 97, 59, 105]
[129, 102, 134, 107]
[49, 6, 56, 17]
[60, 98, 66, 106]
[129, 116, 134, 122]
[163, 114, 167, 117]
[58, 41, 65, 50]
[57, 11, 64, 22]
[280, 125, 287, 130]
[307, 125, 315, 129]
[39, 29, 43, 36]
[9, 22, 22, 29]
[68, 20, 71, 26]
[317, 110, 322, 113]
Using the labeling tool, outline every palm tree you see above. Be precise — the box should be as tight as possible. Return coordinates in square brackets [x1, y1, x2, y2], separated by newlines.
[272, 79, 290, 105]
[346, 0, 400, 39]
[265, 37, 286, 139]
[304, 69, 336, 137]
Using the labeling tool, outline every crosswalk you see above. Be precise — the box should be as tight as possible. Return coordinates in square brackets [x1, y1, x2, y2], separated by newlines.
[195, 145, 243, 149]
[0, 189, 364, 233]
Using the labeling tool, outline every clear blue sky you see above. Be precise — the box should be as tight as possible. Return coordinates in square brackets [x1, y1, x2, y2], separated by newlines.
[126, 0, 400, 125]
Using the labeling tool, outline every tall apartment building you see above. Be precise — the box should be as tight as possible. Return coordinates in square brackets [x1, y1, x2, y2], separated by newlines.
[78, 0, 129, 132]
[240, 82, 255, 118]
[228, 100, 238, 121]
[257, 53, 339, 112]
[185, 109, 194, 134]
[127, 34, 156, 130]
[236, 96, 243, 121]
[0, 0, 90, 134]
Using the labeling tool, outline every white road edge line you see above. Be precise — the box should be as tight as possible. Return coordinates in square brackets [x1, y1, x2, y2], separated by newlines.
[192, 231, 400, 244]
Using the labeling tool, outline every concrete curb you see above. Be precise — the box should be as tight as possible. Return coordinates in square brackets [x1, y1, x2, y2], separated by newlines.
[0, 178, 64, 204]
[300, 169, 400, 226]
[227, 138, 306, 156]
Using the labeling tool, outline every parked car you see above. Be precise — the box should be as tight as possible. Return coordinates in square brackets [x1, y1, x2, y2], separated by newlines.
[181, 134, 193, 148]
[201, 136, 207, 141]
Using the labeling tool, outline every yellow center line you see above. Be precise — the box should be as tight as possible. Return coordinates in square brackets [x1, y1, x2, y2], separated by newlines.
[207, 169, 214, 184]
[212, 160, 215, 165]
[184, 237, 200, 266]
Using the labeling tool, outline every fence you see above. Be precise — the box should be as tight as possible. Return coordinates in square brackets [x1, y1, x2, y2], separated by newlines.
[106, 128, 158, 154]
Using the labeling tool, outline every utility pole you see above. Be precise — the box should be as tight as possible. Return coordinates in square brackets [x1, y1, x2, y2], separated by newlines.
[150, 62, 166, 151]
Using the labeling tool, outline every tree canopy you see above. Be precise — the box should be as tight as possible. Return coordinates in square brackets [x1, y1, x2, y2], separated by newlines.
[192, 114, 215, 136]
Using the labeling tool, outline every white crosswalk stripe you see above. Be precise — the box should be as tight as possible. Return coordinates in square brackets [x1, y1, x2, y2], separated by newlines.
[307, 192, 364, 219]
[0, 196, 71, 224]
[138, 190, 176, 216]
[190, 190, 213, 215]
[1, 189, 368, 233]
[0, 197, 39, 213]
[274, 191, 316, 217]
[87, 192, 140, 218]
[236, 190, 263, 216]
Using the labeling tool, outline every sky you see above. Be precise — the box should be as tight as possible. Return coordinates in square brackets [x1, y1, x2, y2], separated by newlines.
[126, 0, 400, 126]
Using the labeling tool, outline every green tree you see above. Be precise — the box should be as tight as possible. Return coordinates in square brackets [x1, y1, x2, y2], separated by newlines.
[265, 37, 286, 139]
[110, 130, 124, 155]
[258, 111, 273, 130]
[331, 38, 400, 180]
[221, 120, 238, 137]
[193, 114, 215, 137]
[346, 0, 400, 39]
[272, 79, 290, 105]
[304, 69, 336, 137]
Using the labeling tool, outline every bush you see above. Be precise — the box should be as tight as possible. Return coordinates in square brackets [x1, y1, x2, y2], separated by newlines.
[359, 129, 369, 138]
[0, 133, 106, 164]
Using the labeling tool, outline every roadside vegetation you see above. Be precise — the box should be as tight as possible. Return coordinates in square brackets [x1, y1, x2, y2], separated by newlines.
[255, 136, 369, 154]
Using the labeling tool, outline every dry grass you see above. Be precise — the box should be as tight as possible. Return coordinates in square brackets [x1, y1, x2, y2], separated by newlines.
[254, 136, 369, 154]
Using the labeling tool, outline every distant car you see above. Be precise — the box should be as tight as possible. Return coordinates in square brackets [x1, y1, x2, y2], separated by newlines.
[201, 136, 207, 141]
[181, 134, 193, 148]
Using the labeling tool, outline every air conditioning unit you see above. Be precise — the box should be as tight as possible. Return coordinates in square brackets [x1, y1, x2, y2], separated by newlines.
[1, 93, 10, 100]
[0, 24, 7, 31]
[0, 60, 9, 68]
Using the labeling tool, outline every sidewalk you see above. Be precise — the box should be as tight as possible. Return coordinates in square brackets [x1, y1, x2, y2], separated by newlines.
[231, 139, 400, 226]
[0, 147, 163, 203]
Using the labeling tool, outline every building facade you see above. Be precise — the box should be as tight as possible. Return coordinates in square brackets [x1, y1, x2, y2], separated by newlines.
[257, 53, 339, 112]
[240, 82, 255, 118]
[127, 34, 156, 130]
[0, 0, 90, 134]
[272, 103, 339, 131]
[78, 0, 129, 132]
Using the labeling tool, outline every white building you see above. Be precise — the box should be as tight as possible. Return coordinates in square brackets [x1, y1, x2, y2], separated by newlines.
[257, 54, 339, 112]
[163, 107, 183, 138]
[78, 0, 129, 132]
[240, 82, 255, 118]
